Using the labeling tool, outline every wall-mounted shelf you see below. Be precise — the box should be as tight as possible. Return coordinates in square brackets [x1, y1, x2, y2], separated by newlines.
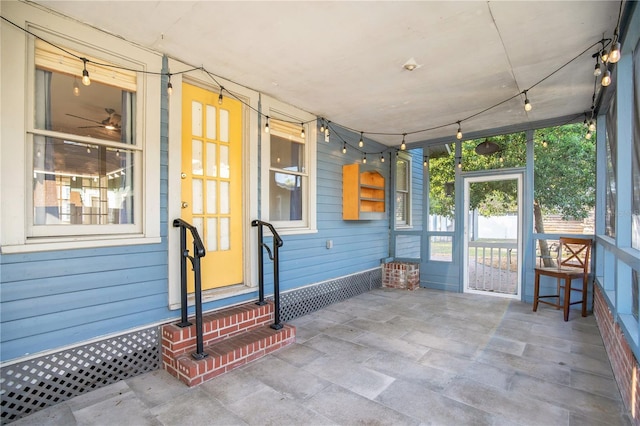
[342, 164, 385, 220]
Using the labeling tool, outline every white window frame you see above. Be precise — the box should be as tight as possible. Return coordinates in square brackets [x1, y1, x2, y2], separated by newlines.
[260, 96, 317, 235]
[0, 3, 161, 253]
[395, 152, 412, 228]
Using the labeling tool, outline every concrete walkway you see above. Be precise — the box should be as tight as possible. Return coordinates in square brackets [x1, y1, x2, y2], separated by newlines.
[12, 288, 630, 425]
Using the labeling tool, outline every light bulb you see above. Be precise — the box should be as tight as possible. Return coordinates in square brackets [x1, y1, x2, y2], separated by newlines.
[400, 134, 406, 151]
[82, 69, 91, 86]
[86, 146, 91, 153]
[320, 119, 325, 133]
[609, 42, 621, 63]
[523, 91, 532, 112]
[601, 49, 609, 63]
[73, 79, 80, 96]
[499, 156, 504, 163]
[265, 117, 270, 133]
[601, 70, 612, 87]
[363, 155, 367, 164]
[423, 158, 427, 167]
[457, 161, 462, 169]
[342, 144, 346, 154]
[218, 91, 223, 105]
[456, 122, 463, 140]
[588, 121, 596, 132]
[542, 140, 548, 148]
[167, 81, 173, 96]
[300, 124, 305, 138]
[381, 154, 385, 163]
[586, 130, 592, 140]
[594, 62, 602, 77]
[359, 132, 364, 148]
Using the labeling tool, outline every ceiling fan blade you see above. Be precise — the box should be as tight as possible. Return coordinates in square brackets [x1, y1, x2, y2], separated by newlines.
[66, 113, 102, 125]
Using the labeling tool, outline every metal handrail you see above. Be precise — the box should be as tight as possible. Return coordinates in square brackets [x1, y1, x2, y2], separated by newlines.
[172, 218, 208, 360]
[251, 220, 283, 330]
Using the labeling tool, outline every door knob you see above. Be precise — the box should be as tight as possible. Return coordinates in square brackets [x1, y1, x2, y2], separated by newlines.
[181, 202, 189, 209]
[181, 173, 187, 179]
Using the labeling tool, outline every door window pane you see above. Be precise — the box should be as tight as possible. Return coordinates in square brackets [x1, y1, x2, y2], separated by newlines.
[192, 179, 203, 214]
[192, 101, 202, 137]
[206, 142, 217, 177]
[220, 181, 230, 214]
[192, 140, 203, 176]
[206, 180, 216, 214]
[220, 145, 230, 178]
[220, 218, 230, 251]
[206, 217, 217, 252]
[219, 109, 229, 142]
[206, 105, 216, 140]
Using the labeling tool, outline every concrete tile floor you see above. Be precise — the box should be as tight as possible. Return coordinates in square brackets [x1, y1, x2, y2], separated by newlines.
[12, 288, 631, 425]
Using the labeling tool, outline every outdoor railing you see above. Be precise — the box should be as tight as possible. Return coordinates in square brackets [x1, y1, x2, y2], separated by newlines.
[468, 240, 518, 295]
[173, 218, 208, 360]
[252, 220, 283, 330]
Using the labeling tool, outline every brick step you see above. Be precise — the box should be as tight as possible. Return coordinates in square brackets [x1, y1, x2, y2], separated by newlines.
[170, 324, 296, 386]
[161, 301, 275, 358]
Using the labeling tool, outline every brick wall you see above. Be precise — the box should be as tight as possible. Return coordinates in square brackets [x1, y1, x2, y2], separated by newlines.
[382, 262, 419, 290]
[594, 285, 640, 423]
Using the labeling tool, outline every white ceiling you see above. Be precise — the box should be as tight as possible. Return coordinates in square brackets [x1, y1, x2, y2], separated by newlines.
[32, 0, 622, 147]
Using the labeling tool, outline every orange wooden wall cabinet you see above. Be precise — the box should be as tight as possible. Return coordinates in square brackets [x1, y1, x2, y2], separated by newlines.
[342, 164, 385, 220]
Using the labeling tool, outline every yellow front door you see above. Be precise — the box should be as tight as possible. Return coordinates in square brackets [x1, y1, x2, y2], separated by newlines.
[181, 83, 243, 291]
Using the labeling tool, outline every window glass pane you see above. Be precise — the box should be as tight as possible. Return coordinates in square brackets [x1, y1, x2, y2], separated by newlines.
[269, 171, 302, 221]
[206, 105, 216, 140]
[206, 142, 217, 177]
[33, 136, 134, 225]
[220, 145, 230, 178]
[192, 140, 203, 176]
[35, 68, 135, 144]
[605, 95, 617, 238]
[430, 236, 452, 261]
[395, 193, 407, 225]
[396, 159, 408, 191]
[220, 218, 230, 251]
[192, 179, 203, 214]
[533, 125, 595, 241]
[271, 135, 304, 172]
[219, 109, 229, 142]
[633, 41, 640, 250]
[395, 234, 421, 258]
[206, 218, 217, 252]
[192, 101, 202, 137]
[220, 181, 230, 214]
[206, 180, 216, 214]
[428, 144, 455, 231]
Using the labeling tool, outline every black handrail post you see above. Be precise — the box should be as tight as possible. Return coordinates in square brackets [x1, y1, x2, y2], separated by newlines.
[191, 242, 207, 360]
[252, 220, 267, 306]
[271, 235, 283, 330]
[175, 223, 191, 328]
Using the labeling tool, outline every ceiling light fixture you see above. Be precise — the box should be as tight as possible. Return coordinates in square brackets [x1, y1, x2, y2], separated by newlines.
[402, 57, 420, 71]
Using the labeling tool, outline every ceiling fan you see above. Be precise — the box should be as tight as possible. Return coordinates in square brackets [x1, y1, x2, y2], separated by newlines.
[66, 108, 121, 131]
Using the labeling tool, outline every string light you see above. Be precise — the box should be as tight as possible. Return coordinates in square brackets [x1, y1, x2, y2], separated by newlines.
[320, 118, 325, 133]
[81, 58, 91, 86]
[363, 154, 367, 164]
[342, 143, 347, 154]
[218, 87, 223, 105]
[609, 30, 621, 63]
[456, 121, 463, 140]
[73, 78, 80, 96]
[380, 154, 385, 163]
[588, 120, 596, 132]
[264, 116, 270, 133]
[423, 156, 428, 167]
[586, 130, 592, 140]
[601, 69, 612, 86]
[166, 74, 173, 96]
[359, 132, 364, 148]
[400, 134, 406, 151]
[457, 157, 462, 169]
[300, 123, 305, 138]
[593, 57, 602, 77]
[523, 90, 532, 112]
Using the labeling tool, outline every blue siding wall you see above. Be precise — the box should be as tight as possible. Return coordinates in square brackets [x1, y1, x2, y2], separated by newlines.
[0, 72, 172, 362]
[259, 128, 390, 293]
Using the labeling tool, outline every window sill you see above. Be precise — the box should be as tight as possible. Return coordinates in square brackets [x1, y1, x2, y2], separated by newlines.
[1, 235, 161, 254]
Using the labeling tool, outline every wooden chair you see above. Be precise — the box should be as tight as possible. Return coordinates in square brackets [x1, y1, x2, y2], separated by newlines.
[533, 237, 592, 321]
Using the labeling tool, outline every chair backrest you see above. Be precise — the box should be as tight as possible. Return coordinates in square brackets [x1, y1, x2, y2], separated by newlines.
[558, 237, 591, 273]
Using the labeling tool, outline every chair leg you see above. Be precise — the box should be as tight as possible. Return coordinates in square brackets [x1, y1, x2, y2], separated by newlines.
[563, 277, 571, 322]
[556, 278, 562, 310]
[581, 276, 588, 317]
[533, 272, 540, 312]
